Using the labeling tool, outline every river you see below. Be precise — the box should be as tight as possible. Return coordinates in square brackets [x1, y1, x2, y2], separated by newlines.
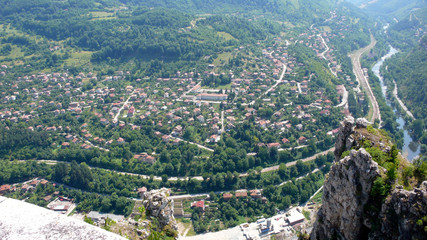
[372, 46, 420, 161]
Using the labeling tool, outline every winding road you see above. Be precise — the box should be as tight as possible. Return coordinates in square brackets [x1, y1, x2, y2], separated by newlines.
[318, 34, 337, 77]
[349, 34, 381, 124]
[247, 63, 287, 105]
[14, 147, 333, 183]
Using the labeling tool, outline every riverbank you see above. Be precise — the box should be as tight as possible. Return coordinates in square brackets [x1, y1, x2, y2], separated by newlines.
[371, 45, 420, 161]
[392, 80, 415, 120]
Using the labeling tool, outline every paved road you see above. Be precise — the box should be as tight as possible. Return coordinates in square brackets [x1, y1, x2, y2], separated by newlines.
[240, 147, 334, 176]
[168, 136, 214, 152]
[318, 34, 337, 77]
[178, 81, 201, 101]
[318, 34, 329, 60]
[393, 80, 415, 119]
[13, 146, 333, 183]
[172, 167, 323, 201]
[82, 137, 110, 152]
[113, 90, 134, 122]
[278, 168, 320, 187]
[349, 35, 380, 124]
[336, 86, 348, 109]
[248, 63, 287, 105]
[221, 110, 224, 134]
[297, 82, 302, 94]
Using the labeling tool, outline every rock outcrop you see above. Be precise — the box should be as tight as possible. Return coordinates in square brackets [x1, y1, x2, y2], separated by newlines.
[334, 116, 356, 161]
[311, 118, 427, 240]
[142, 188, 178, 231]
[375, 182, 427, 239]
[311, 148, 381, 240]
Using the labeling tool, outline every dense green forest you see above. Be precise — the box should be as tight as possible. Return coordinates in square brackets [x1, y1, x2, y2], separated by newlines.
[0, 0, 282, 74]
[387, 7, 427, 51]
[120, 0, 336, 21]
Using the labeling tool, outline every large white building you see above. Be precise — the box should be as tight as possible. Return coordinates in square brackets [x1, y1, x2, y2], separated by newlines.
[196, 93, 228, 101]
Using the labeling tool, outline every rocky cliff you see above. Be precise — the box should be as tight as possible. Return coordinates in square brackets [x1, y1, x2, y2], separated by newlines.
[311, 117, 427, 240]
[143, 188, 178, 232]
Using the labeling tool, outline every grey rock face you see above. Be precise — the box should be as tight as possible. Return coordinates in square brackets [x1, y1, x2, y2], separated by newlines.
[356, 118, 369, 129]
[143, 188, 178, 230]
[311, 118, 427, 240]
[311, 149, 381, 240]
[334, 116, 355, 161]
[372, 181, 427, 240]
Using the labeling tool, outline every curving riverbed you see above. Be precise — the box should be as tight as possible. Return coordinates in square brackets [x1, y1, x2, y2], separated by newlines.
[372, 46, 420, 161]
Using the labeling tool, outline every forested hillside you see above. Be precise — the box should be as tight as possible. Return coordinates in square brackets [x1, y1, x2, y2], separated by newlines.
[346, 0, 426, 20]
[386, 7, 427, 51]
[383, 36, 427, 141]
[121, 0, 337, 22]
[0, 2, 269, 63]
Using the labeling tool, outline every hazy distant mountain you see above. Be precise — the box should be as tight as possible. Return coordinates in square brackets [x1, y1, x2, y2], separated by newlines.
[120, 0, 338, 22]
[345, 0, 426, 20]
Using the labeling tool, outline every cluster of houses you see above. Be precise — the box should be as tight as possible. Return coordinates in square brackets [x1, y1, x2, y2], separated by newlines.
[223, 189, 266, 202]
[0, 178, 50, 195]
[0, 178, 75, 214]
[0, 19, 352, 163]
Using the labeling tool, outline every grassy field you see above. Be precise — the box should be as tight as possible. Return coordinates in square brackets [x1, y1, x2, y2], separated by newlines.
[64, 51, 93, 67]
[176, 217, 196, 237]
[217, 31, 237, 41]
[302, 209, 311, 220]
[0, 45, 25, 60]
[89, 11, 117, 21]
[311, 189, 323, 204]
[1, 24, 42, 43]
[213, 51, 233, 66]
[321, 26, 332, 32]
[0, 25, 38, 62]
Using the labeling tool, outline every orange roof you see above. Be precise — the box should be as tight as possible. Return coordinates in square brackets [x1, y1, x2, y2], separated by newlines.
[235, 191, 248, 197]
[223, 193, 233, 199]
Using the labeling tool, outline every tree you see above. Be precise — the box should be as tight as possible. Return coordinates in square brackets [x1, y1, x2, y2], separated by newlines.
[281, 196, 291, 209]
[161, 174, 168, 184]
[101, 197, 112, 212]
[411, 120, 424, 139]
[54, 162, 69, 182]
[315, 155, 326, 167]
[279, 150, 292, 163]
[269, 147, 278, 163]
[278, 163, 288, 179]
[115, 196, 128, 214]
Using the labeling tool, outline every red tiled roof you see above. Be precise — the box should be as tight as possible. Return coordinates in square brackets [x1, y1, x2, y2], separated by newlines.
[191, 200, 205, 208]
[223, 193, 233, 199]
[235, 191, 248, 197]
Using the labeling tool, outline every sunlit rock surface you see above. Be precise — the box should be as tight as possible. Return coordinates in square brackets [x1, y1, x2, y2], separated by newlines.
[0, 196, 125, 240]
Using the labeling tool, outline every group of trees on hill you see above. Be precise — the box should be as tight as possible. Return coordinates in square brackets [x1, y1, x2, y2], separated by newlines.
[119, 0, 335, 23]
[0, 0, 273, 63]
[0, 126, 52, 160]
